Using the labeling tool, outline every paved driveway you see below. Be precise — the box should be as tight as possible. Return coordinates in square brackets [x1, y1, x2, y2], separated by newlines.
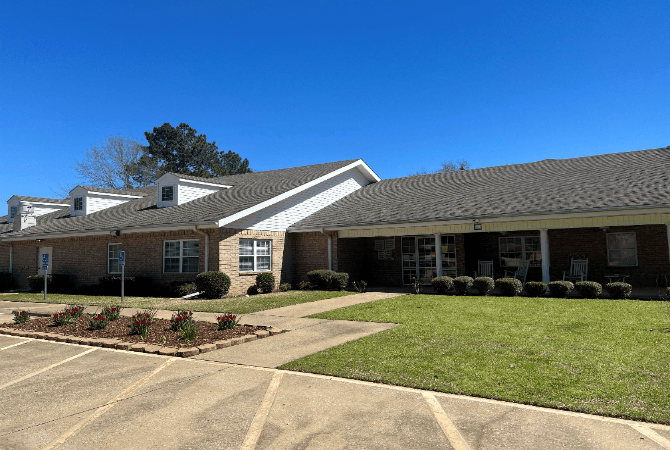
[2, 335, 670, 450]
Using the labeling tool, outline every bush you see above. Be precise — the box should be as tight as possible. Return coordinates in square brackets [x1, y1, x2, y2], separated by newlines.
[28, 274, 52, 293]
[431, 276, 454, 295]
[331, 272, 349, 291]
[195, 271, 231, 299]
[575, 281, 602, 299]
[524, 281, 547, 297]
[298, 280, 311, 290]
[496, 278, 523, 297]
[453, 276, 474, 295]
[605, 282, 632, 299]
[217, 313, 240, 330]
[12, 310, 29, 324]
[548, 281, 574, 298]
[247, 285, 259, 296]
[256, 272, 276, 293]
[305, 270, 349, 290]
[170, 281, 198, 298]
[279, 282, 291, 292]
[0, 273, 16, 292]
[473, 277, 495, 296]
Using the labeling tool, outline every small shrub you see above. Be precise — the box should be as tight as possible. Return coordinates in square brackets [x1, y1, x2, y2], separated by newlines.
[170, 281, 198, 298]
[331, 272, 349, 291]
[98, 276, 136, 295]
[0, 273, 17, 292]
[132, 276, 154, 296]
[28, 274, 52, 293]
[431, 276, 454, 295]
[217, 313, 240, 330]
[352, 280, 367, 293]
[179, 320, 199, 343]
[130, 310, 155, 339]
[101, 306, 122, 321]
[12, 310, 29, 324]
[256, 272, 276, 293]
[496, 278, 523, 297]
[548, 281, 574, 298]
[279, 282, 291, 292]
[247, 285, 259, 296]
[305, 270, 334, 290]
[473, 277, 495, 296]
[88, 314, 108, 330]
[52, 311, 72, 327]
[298, 280, 311, 290]
[575, 281, 602, 299]
[524, 281, 547, 297]
[605, 282, 632, 299]
[170, 310, 194, 331]
[453, 276, 474, 295]
[195, 271, 231, 299]
[65, 305, 86, 319]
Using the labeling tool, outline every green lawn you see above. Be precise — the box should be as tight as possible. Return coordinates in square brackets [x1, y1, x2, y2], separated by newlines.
[280, 294, 670, 424]
[1, 290, 354, 314]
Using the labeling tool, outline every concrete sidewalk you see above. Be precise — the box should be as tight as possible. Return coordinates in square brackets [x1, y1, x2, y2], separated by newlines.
[1, 336, 669, 450]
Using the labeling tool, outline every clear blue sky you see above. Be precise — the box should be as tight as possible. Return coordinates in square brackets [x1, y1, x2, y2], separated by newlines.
[1, 1, 668, 203]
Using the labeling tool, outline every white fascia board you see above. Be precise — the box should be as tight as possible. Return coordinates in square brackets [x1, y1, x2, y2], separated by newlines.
[179, 179, 231, 188]
[85, 191, 144, 199]
[0, 221, 219, 242]
[22, 202, 69, 207]
[217, 160, 375, 227]
[356, 160, 382, 182]
[157, 173, 230, 189]
[287, 205, 670, 233]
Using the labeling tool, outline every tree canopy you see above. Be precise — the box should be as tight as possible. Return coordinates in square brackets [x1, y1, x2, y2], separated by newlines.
[74, 136, 145, 190]
[409, 159, 470, 176]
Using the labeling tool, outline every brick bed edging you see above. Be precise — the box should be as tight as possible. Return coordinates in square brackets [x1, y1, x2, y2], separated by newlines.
[0, 327, 285, 357]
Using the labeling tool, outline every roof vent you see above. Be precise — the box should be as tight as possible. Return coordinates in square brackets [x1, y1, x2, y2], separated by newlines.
[13, 201, 36, 231]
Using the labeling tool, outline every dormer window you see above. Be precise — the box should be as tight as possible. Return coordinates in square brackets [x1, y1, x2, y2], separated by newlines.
[74, 197, 83, 211]
[162, 186, 174, 202]
[10, 206, 17, 219]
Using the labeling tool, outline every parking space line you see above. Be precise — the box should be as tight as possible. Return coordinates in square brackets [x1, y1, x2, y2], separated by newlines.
[0, 340, 29, 351]
[630, 425, 670, 449]
[241, 371, 284, 450]
[422, 392, 471, 450]
[41, 357, 178, 450]
[0, 347, 97, 390]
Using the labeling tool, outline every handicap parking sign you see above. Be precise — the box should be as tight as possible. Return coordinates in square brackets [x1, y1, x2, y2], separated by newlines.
[42, 264, 48, 271]
[118, 251, 125, 266]
[42, 254, 49, 264]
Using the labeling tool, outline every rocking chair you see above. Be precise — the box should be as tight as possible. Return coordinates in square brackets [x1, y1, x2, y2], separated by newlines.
[504, 259, 530, 284]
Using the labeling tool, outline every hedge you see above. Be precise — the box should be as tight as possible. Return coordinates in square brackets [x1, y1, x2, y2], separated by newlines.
[453, 276, 474, 295]
[195, 271, 231, 299]
[473, 277, 495, 296]
[431, 276, 454, 295]
[496, 278, 523, 297]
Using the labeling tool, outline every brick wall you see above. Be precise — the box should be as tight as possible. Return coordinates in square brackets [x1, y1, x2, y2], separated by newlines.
[218, 228, 291, 296]
[0, 242, 9, 273]
[289, 231, 338, 285]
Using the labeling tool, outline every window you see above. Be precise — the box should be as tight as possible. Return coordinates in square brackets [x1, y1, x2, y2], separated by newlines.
[9, 206, 17, 219]
[74, 197, 83, 211]
[499, 236, 541, 267]
[162, 186, 174, 202]
[607, 232, 637, 266]
[239, 239, 271, 272]
[108, 244, 122, 274]
[164, 240, 199, 273]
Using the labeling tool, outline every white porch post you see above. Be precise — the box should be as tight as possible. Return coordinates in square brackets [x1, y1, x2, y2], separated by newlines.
[540, 229, 550, 286]
[435, 233, 442, 277]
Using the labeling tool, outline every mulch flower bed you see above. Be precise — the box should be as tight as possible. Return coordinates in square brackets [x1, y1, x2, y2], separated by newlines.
[0, 315, 281, 357]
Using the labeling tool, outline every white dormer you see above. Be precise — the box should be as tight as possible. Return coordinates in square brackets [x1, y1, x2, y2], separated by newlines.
[156, 174, 230, 208]
[7, 196, 69, 223]
[69, 186, 144, 216]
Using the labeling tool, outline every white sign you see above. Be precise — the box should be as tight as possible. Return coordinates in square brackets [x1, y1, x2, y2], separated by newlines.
[118, 251, 125, 266]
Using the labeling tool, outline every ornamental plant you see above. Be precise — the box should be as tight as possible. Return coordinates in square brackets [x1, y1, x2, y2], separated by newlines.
[195, 271, 231, 299]
[216, 313, 240, 330]
[279, 282, 291, 292]
[431, 276, 454, 295]
[12, 310, 30, 324]
[88, 314, 108, 330]
[170, 310, 194, 331]
[575, 281, 602, 299]
[179, 320, 199, 343]
[605, 282, 632, 299]
[130, 310, 155, 340]
[548, 281, 574, 298]
[256, 272, 276, 293]
[453, 276, 474, 295]
[52, 311, 73, 326]
[524, 281, 547, 297]
[496, 278, 523, 297]
[65, 305, 86, 319]
[473, 277, 495, 296]
[101, 306, 122, 321]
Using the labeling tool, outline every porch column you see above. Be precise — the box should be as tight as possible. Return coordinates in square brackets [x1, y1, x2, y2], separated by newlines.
[540, 229, 550, 286]
[435, 233, 442, 277]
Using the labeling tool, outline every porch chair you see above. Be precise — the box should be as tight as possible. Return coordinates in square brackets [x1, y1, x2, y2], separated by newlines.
[474, 260, 494, 279]
[563, 258, 588, 283]
[504, 259, 530, 284]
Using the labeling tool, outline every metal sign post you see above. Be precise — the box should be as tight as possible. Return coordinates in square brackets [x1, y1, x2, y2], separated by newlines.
[118, 251, 125, 303]
[41, 254, 49, 300]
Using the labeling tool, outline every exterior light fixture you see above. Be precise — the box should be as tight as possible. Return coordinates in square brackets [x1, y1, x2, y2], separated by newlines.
[473, 219, 482, 231]
[110, 230, 121, 236]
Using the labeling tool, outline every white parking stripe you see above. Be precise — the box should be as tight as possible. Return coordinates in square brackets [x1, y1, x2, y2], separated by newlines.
[241, 371, 284, 450]
[0, 340, 29, 351]
[422, 392, 471, 450]
[0, 347, 97, 390]
[630, 425, 670, 449]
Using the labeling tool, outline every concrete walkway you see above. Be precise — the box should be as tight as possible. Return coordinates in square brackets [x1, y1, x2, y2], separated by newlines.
[1, 336, 669, 450]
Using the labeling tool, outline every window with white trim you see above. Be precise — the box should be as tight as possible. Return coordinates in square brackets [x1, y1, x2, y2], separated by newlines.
[499, 236, 541, 267]
[108, 243, 122, 274]
[164, 240, 199, 273]
[161, 186, 174, 202]
[239, 239, 272, 272]
[607, 232, 637, 266]
[74, 197, 83, 211]
[10, 206, 17, 219]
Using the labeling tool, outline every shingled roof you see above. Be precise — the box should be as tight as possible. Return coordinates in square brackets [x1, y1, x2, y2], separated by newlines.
[0, 159, 360, 239]
[10, 196, 69, 204]
[290, 148, 670, 230]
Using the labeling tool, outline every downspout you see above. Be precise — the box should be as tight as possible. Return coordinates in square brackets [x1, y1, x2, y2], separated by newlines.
[320, 228, 332, 271]
[192, 226, 209, 272]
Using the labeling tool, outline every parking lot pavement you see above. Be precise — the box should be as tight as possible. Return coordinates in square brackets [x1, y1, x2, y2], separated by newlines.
[2, 336, 670, 450]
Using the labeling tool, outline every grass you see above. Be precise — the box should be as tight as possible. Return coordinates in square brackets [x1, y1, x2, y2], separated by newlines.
[280, 294, 670, 424]
[0, 290, 354, 314]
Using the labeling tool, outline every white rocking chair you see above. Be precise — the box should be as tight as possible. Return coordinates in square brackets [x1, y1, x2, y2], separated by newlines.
[474, 260, 494, 279]
[505, 260, 530, 284]
[563, 258, 588, 282]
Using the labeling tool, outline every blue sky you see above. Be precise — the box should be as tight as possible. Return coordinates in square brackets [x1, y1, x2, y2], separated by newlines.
[1, 1, 668, 203]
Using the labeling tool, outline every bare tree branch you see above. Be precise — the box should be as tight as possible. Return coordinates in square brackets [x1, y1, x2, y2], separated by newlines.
[74, 136, 143, 189]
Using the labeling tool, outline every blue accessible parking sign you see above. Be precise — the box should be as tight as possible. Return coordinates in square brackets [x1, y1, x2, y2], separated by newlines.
[118, 251, 125, 266]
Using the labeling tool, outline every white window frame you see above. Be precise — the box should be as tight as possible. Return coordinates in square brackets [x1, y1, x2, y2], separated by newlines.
[239, 239, 272, 272]
[499, 236, 541, 267]
[161, 185, 174, 202]
[108, 243, 122, 274]
[163, 239, 200, 273]
[606, 232, 638, 267]
[74, 197, 83, 211]
[9, 206, 17, 219]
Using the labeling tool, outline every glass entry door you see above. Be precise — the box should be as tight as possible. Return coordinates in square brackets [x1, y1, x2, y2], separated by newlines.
[402, 236, 437, 284]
